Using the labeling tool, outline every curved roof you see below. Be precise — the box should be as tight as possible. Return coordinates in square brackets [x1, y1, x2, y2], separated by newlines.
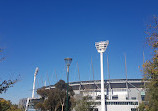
[46, 79, 146, 90]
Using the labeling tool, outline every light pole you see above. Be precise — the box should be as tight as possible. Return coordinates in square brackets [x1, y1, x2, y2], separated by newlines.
[32, 67, 39, 99]
[64, 58, 72, 111]
[95, 40, 109, 111]
[25, 67, 39, 111]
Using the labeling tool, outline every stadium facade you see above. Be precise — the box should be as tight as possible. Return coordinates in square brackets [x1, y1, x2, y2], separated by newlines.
[45, 79, 146, 111]
[21, 79, 146, 111]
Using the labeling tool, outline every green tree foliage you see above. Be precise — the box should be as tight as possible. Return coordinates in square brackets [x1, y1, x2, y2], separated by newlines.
[36, 80, 75, 111]
[36, 88, 60, 111]
[36, 86, 49, 99]
[0, 98, 22, 111]
[139, 16, 158, 111]
[74, 96, 95, 111]
[54, 80, 75, 111]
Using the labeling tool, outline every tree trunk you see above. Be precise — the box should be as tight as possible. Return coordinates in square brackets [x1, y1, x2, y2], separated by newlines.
[51, 107, 52, 111]
[62, 104, 64, 111]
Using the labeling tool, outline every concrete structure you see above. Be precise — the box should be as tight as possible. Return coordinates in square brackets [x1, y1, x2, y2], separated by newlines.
[46, 79, 146, 111]
[18, 98, 27, 110]
[23, 78, 146, 111]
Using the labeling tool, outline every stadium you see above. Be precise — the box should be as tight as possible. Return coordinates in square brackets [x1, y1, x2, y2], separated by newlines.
[21, 78, 146, 111]
[44, 79, 146, 111]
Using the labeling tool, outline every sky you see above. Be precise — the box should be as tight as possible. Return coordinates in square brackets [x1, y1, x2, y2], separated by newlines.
[0, 0, 158, 104]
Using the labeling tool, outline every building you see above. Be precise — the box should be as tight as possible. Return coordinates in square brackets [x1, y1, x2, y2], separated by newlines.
[19, 97, 41, 111]
[18, 98, 27, 110]
[46, 79, 146, 111]
[23, 79, 146, 111]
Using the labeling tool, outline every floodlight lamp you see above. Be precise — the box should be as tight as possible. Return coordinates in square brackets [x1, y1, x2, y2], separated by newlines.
[64, 58, 72, 66]
[95, 40, 109, 53]
[34, 67, 39, 76]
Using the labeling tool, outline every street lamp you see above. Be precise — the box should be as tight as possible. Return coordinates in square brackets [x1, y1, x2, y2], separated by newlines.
[64, 58, 72, 111]
[95, 40, 109, 111]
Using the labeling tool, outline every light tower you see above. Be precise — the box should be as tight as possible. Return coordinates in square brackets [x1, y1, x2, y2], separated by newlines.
[32, 67, 39, 98]
[25, 67, 39, 111]
[95, 40, 109, 111]
[64, 58, 72, 111]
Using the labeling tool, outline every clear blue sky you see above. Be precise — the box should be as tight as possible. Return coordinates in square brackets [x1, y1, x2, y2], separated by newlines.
[0, 0, 157, 104]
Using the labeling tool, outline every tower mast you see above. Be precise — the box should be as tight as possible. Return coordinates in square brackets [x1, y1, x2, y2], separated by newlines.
[25, 67, 39, 111]
[77, 62, 82, 91]
[95, 40, 109, 111]
[32, 67, 39, 98]
[125, 54, 129, 99]
[107, 55, 111, 100]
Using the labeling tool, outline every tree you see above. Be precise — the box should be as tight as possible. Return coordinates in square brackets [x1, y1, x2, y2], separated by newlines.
[0, 98, 10, 111]
[7, 104, 22, 111]
[0, 46, 20, 111]
[44, 89, 60, 111]
[0, 48, 18, 94]
[0, 48, 20, 111]
[36, 86, 49, 100]
[36, 80, 75, 111]
[0, 80, 18, 94]
[74, 96, 95, 111]
[139, 16, 158, 111]
[54, 80, 75, 111]
[0, 98, 22, 111]
[36, 88, 60, 111]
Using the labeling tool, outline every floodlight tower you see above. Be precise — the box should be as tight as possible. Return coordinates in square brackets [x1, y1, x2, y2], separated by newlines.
[32, 67, 39, 98]
[25, 67, 39, 111]
[64, 58, 72, 111]
[95, 40, 109, 111]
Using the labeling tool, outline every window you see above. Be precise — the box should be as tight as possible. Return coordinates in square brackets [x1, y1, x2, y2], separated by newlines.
[95, 102, 101, 105]
[141, 95, 145, 101]
[112, 95, 118, 100]
[96, 95, 101, 100]
[104, 102, 138, 105]
[93, 108, 98, 111]
[131, 108, 137, 111]
[88, 96, 92, 100]
[131, 97, 136, 100]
